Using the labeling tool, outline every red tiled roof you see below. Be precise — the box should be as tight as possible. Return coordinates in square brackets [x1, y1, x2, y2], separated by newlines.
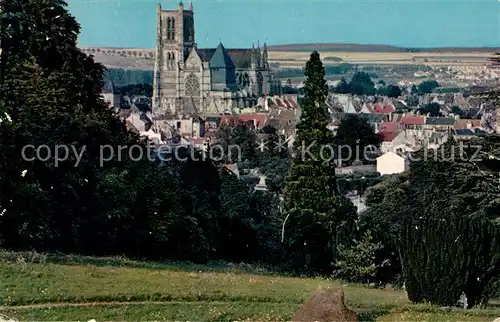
[283, 98, 293, 108]
[400, 115, 425, 125]
[454, 119, 481, 130]
[379, 131, 400, 142]
[275, 98, 286, 108]
[220, 114, 267, 127]
[289, 99, 298, 109]
[365, 104, 374, 113]
[380, 121, 398, 132]
[365, 103, 394, 114]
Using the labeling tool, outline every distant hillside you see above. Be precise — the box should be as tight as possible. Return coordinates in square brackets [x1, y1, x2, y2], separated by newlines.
[82, 44, 498, 70]
[267, 43, 500, 53]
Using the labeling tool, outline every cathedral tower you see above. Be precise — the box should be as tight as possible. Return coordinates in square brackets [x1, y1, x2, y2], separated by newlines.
[153, 1, 195, 114]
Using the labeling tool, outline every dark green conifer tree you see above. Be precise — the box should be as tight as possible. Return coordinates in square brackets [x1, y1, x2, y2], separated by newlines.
[282, 51, 356, 275]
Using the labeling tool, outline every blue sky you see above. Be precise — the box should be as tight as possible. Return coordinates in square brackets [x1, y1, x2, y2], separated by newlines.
[67, 0, 500, 48]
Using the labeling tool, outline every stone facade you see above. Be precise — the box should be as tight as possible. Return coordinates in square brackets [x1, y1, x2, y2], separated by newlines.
[153, 2, 280, 116]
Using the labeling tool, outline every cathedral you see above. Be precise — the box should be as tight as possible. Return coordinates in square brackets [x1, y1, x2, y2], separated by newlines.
[152, 1, 280, 115]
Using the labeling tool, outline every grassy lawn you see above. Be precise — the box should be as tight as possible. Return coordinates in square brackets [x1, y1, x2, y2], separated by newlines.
[0, 251, 498, 321]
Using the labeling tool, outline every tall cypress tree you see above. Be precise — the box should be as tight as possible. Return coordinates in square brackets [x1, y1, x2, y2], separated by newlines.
[282, 51, 356, 275]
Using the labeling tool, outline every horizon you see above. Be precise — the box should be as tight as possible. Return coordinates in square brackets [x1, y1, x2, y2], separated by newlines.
[67, 0, 500, 49]
[77, 41, 500, 50]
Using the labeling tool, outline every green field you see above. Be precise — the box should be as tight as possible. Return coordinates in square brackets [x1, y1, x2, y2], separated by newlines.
[0, 251, 498, 321]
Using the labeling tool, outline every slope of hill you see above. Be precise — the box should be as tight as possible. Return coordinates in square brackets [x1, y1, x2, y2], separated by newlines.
[80, 44, 498, 70]
[0, 251, 499, 321]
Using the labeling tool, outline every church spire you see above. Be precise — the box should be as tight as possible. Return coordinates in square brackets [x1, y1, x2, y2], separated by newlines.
[251, 42, 256, 68]
[188, 1, 193, 10]
[263, 42, 269, 69]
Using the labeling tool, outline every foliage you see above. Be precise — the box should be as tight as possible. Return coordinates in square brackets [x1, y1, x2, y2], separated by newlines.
[349, 72, 376, 96]
[418, 102, 442, 117]
[104, 68, 153, 86]
[118, 83, 153, 97]
[337, 172, 383, 196]
[397, 138, 500, 307]
[332, 77, 350, 94]
[378, 84, 402, 98]
[417, 80, 440, 94]
[215, 120, 258, 165]
[0, 0, 284, 271]
[332, 72, 377, 96]
[334, 232, 383, 284]
[277, 64, 353, 79]
[405, 95, 420, 107]
[334, 114, 381, 165]
[358, 174, 408, 285]
[283, 51, 357, 275]
[218, 173, 284, 264]
[451, 105, 463, 116]
[258, 124, 291, 194]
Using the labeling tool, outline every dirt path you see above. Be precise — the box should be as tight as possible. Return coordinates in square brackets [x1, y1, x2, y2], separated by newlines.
[0, 301, 194, 310]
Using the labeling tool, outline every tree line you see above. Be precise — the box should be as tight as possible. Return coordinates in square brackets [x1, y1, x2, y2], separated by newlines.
[0, 0, 285, 266]
[104, 68, 154, 87]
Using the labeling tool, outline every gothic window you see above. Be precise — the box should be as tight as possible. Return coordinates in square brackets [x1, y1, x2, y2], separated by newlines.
[171, 18, 175, 40]
[170, 52, 175, 68]
[163, 53, 170, 69]
[185, 73, 200, 97]
[257, 72, 264, 95]
[242, 73, 250, 87]
[166, 18, 171, 40]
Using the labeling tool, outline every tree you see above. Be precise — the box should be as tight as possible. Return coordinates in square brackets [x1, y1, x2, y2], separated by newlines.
[332, 77, 350, 94]
[405, 95, 420, 107]
[334, 232, 383, 284]
[378, 84, 402, 98]
[215, 120, 258, 165]
[218, 173, 283, 263]
[282, 78, 298, 94]
[0, 0, 142, 253]
[397, 138, 500, 307]
[349, 71, 376, 96]
[451, 105, 462, 116]
[258, 125, 291, 195]
[418, 102, 442, 117]
[357, 174, 408, 285]
[417, 80, 440, 94]
[334, 114, 381, 165]
[282, 51, 357, 275]
[118, 83, 153, 97]
[0, 0, 293, 269]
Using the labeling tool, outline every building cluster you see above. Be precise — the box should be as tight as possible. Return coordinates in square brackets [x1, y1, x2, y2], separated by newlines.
[102, 78, 299, 146]
[327, 93, 494, 177]
[447, 65, 500, 81]
[101, 1, 500, 195]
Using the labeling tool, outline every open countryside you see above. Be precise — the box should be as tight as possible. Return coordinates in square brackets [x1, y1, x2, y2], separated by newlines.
[82, 46, 495, 69]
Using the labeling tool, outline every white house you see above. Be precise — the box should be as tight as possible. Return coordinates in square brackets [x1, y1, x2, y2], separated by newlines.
[376, 151, 409, 175]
